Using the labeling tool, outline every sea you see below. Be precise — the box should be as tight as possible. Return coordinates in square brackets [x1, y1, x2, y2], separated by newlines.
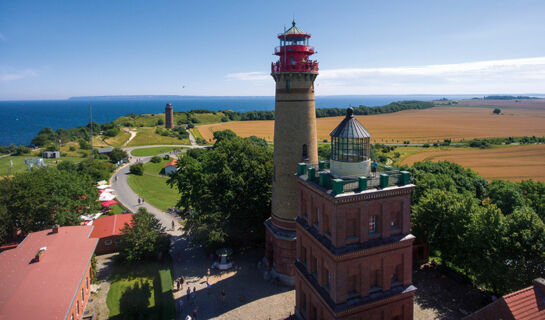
[0, 94, 483, 146]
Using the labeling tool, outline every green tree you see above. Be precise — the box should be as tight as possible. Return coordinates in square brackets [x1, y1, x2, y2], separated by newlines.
[118, 208, 170, 262]
[518, 180, 545, 221]
[150, 156, 161, 163]
[212, 129, 237, 143]
[500, 206, 545, 293]
[0, 167, 99, 239]
[78, 159, 114, 181]
[109, 148, 128, 164]
[493, 108, 501, 115]
[488, 180, 526, 214]
[129, 163, 144, 175]
[168, 134, 273, 249]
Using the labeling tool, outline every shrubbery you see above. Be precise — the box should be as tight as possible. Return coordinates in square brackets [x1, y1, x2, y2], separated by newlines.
[129, 163, 144, 175]
[150, 156, 161, 163]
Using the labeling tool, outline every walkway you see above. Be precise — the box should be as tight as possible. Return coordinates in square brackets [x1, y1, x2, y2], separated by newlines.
[110, 146, 295, 320]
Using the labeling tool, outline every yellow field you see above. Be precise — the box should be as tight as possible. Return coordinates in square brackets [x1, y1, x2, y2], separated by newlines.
[197, 107, 545, 143]
[400, 144, 545, 182]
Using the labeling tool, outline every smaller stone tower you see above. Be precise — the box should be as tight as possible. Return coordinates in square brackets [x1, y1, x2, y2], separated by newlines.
[294, 108, 416, 319]
[165, 103, 174, 129]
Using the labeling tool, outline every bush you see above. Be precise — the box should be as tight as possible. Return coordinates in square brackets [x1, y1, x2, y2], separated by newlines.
[69, 146, 76, 152]
[130, 163, 144, 175]
[109, 148, 128, 163]
[422, 143, 430, 148]
[163, 154, 170, 160]
[157, 119, 164, 125]
[150, 156, 161, 163]
[493, 108, 501, 115]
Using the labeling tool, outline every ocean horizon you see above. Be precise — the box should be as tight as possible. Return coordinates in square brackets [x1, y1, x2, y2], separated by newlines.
[0, 94, 536, 146]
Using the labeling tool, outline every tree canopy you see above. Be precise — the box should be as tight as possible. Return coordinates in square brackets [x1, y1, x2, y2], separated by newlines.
[118, 208, 170, 262]
[0, 167, 100, 242]
[408, 161, 545, 295]
[168, 131, 272, 250]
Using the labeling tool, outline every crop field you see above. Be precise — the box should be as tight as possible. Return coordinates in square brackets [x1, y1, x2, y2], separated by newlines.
[400, 144, 545, 182]
[197, 107, 545, 144]
[454, 99, 545, 110]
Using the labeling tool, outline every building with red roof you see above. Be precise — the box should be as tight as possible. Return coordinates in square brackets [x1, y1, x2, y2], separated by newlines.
[0, 225, 97, 320]
[90, 214, 134, 254]
[463, 278, 545, 320]
[163, 159, 178, 175]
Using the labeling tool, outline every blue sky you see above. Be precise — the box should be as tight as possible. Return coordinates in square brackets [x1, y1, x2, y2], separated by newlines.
[1, 0, 544, 99]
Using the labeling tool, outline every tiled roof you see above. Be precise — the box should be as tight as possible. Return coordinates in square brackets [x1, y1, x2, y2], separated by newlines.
[164, 159, 178, 168]
[0, 226, 98, 320]
[90, 214, 134, 239]
[463, 278, 545, 320]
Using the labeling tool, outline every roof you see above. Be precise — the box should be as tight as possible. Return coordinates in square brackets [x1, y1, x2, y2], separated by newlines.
[330, 108, 371, 138]
[284, 20, 306, 35]
[164, 159, 178, 168]
[463, 278, 545, 320]
[98, 147, 113, 153]
[0, 226, 98, 320]
[90, 214, 134, 239]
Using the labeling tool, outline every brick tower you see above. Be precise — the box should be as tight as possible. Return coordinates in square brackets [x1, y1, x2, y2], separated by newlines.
[294, 108, 416, 319]
[265, 21, 319, 285]
[165, 103, 173, 128]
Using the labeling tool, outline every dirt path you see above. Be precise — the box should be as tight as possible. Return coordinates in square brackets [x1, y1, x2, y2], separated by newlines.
[123, 129, 137, 146]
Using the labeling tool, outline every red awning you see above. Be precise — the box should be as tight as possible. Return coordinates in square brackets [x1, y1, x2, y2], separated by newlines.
[101, 200, 118, 207]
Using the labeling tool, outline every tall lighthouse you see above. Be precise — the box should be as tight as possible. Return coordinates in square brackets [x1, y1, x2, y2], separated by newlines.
[265, 21, 319, 285]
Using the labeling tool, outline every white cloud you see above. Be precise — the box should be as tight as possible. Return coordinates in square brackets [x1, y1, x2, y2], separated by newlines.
[0, 68, 38, 82]
[227, 57, 545, 94]
[226, 71, 269, 81]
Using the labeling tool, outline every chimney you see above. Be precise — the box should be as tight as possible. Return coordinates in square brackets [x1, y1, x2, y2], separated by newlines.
[534, 278, 545, 295]
[52, 224, 59, 234]
[35, 247, 47, 262]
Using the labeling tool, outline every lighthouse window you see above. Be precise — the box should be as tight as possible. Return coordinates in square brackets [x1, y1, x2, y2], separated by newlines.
[302, 144, 308, 160]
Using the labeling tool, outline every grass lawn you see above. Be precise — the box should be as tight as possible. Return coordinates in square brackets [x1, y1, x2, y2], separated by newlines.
[0, 155, 86, 177]
[104, 130, 131, 147]
[108, 203, 129, 215]
[131, 146, 181, 157]
[127, 160, 180, 211]
[106, 258, 175, 320]
[127, 128, 190, 147]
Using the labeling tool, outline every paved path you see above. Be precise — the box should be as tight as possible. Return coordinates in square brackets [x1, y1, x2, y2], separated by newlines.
[110, 145, 296, 320]
[122, 129, 137, 146]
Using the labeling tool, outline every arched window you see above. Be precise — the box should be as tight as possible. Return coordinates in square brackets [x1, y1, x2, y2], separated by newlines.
[302, 144, 308, 160]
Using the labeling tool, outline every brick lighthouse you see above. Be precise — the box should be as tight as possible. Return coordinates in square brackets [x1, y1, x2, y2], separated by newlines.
[265, 21, 319, 285]
[294, 108, 416, 319]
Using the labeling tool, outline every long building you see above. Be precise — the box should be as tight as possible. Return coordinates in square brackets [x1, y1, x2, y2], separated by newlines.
[0, 225, 98, 320]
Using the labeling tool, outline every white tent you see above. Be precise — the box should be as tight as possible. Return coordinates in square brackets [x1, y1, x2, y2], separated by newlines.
[97, 185, 111, 190]
[97, 180, 108, 186]
[99, 192, 116, 201]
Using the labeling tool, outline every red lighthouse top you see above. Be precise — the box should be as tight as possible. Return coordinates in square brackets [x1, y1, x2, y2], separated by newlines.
[271, 21, 319, 74]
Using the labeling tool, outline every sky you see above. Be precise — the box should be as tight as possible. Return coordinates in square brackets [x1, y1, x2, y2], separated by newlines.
[1, 0, 545, 100]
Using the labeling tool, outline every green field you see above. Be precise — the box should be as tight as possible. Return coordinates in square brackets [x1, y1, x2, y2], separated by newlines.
[106, 259, 175, 320]
[104, 130, 131, 147]
[130, 146, 181, 157]
[0, 155, 86, 177]
[126, 160, 180, 211]
[114, 111, 226, 128]
[127, 128, 190, 147]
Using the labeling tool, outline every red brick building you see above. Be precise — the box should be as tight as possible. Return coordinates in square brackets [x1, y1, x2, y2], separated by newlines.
[165, 103, 174, 128]
[294, 109, 416, 319]
[90, 213, 134, 255]
[0, 225, 97, 320]
[463, 278, 545, 320]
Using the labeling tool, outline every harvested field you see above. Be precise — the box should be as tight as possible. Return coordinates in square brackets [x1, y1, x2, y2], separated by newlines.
[454, 99, 545, 110]
[197, 107, 545, 143]
[400, 144, 545, 182]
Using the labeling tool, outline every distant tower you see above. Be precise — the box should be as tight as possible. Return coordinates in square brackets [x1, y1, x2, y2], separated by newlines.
[165, 103, 174, 128]
[294, 108, 416, 319]
[264, 21, 319, 285]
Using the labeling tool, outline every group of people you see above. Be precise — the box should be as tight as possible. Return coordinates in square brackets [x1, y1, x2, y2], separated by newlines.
[175, 268, 227, 319]
[137, 197, 144, 205]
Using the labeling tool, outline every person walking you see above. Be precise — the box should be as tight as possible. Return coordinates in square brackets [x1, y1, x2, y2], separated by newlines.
[206, 268, 210, 282]
[178, 299, 184, 313]
[221, 289, 226, 304]
[192, 286, 196, 301]
[176, 278, 181, 291]
[137, 197, 141, 205]
[186, 287, 191, 301]
[172, 220, 175, 230]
